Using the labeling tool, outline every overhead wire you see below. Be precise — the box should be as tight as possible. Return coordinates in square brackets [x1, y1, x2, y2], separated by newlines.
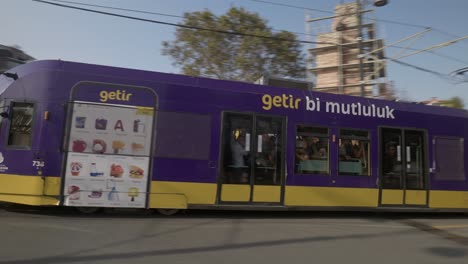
[386, 57, 453, 82]
[43, 0, 320, 39]
[249, 0, 333, 14]
[391, 35, 468, 60]
[251, 0, 468, 51]
[33, 0, 335, 45]
[390, 46, 468, 65]
[250, 0, 464, 36]
[368, 16, 468, 48]
[35, 0, 466, 83]
[250, 0, 427, 29]
[250, 0, 468, 79]
[45, 0, 184, 18]
[364, 17, 427, 30]
[46, 0, 464, 49]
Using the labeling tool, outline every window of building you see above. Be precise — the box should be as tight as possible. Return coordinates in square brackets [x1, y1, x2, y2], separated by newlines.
[434, 137, 465, 181]
[295, 125, 329, 174]
[7, 102, 34, 148]
[339, 129, 370, 176]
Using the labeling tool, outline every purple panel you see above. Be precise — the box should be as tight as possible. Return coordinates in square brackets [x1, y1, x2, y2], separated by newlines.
[0, 151, 37, 176]
[153, 158, 215, 183]
[430, 181, 468, 191]
[41, 151, 63, 177]
[434, 137, 465, 181]
[155, 111, 211, 160]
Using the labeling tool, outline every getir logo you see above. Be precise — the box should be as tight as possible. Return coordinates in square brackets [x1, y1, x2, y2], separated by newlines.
[262, 94, 301, 110]
[99, 90, 132, 102]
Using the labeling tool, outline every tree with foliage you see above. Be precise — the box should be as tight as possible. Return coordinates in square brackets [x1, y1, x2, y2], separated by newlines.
[442, 96, 464, 109]
[162, 7, 305, 82]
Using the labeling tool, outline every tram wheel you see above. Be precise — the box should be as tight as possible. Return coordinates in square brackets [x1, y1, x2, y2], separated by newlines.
[157, 208, 180, 216]
[75, 207, 102, 214]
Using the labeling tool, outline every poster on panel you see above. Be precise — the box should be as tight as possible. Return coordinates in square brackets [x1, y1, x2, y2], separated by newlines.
[63, 103, 153, 208]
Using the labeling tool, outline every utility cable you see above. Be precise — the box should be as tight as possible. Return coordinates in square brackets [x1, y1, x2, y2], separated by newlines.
[46, 0, 184, 18]
[251, 0, 425, 29]
[386, 57, 452, 81]
[47, 0, 320, 37]
[390, 46, 468, 65]
[35, 0, 466, 83]
[365, 16, 468, 48]
[253, 0, 451, 33]
[47, 0, 318, 36]
[250, 0, 333, 14]
[361, 28, 431, 58]
[34, 0, 330, 44]
[394, 35, 468, 60]
[251, 0, 467, 42]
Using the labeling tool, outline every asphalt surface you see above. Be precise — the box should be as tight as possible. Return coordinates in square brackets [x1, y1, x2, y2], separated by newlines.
[0, 204, 467, 264]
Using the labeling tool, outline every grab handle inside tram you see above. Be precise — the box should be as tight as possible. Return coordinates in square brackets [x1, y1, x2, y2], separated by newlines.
[397, 145, 401, 162]
[406, 146, 411, 162]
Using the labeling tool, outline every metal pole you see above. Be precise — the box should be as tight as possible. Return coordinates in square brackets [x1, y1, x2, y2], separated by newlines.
[357, 0, 365, 97]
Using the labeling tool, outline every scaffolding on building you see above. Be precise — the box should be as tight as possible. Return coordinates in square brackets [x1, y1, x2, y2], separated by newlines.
[306, 1, 394, 99]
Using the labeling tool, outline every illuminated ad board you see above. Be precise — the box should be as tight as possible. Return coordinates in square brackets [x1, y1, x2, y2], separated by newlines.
[63, 83, 156, 208]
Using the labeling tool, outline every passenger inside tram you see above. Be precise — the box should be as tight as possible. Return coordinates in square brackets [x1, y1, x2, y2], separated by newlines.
[383, 142, 398, 174]
[339, 139, 354, 160]
[256, 134, 276, 167]
[230, 130, 250, 183]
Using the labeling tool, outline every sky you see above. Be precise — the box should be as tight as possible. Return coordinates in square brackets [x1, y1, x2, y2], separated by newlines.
[2, 0, 468, 105]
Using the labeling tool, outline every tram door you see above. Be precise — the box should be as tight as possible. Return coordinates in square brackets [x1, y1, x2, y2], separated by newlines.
[218, 113, 285, 204]
[379, 128, 428, 206]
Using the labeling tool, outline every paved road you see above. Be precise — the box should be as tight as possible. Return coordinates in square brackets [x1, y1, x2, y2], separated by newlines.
[0, 205, 467, 264]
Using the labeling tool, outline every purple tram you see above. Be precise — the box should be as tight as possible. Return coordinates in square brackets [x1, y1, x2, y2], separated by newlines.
[0, 60, 467, 213]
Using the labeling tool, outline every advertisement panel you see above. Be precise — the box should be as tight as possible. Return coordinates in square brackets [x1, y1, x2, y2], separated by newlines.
[63, 102, 154, 208]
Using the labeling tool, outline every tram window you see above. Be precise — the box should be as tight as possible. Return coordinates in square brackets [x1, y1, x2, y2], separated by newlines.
[7, 102, 34, 148]
[295, 125, 329, 175]
[155, 111, 211, 160]
[339, 129, 370, 176]
[434, 137, 465, 181]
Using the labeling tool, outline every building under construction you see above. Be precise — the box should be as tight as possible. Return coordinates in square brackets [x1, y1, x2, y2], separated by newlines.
[0, 44, 35, 73]
[307, 1, 393, 99]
